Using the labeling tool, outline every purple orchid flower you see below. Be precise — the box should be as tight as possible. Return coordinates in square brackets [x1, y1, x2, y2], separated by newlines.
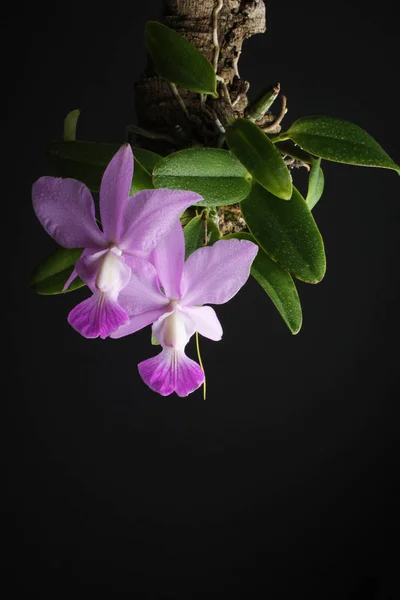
[111, 220, 258, 397]
[32, 144, 202, 339]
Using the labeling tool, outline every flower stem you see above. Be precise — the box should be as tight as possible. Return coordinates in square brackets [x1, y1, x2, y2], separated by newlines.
[195, 332, 206, 401]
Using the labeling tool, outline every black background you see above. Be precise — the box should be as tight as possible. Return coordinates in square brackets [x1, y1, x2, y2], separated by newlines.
[5, 0, 400, 597]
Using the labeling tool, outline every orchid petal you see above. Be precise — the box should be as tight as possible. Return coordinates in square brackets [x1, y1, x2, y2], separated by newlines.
[32, 177, 105, 249]
[151, 219, 184, 299]
[119, 189, 203, 254]
[75, 249, 108, 290]
[99, 143, 133, 243]
[138, 348, 204, 397]
[63, 267, 79, 292]
[152, 306, 195, 351]
[111, 308, 166, 339]
[180, 239, 258, 306]
[117, 258, 169, 316]
[68, 292, 129, 339]
[180, 305, 222, 341]
[63, 246, 101, 291]
[75, 248, 131, 301]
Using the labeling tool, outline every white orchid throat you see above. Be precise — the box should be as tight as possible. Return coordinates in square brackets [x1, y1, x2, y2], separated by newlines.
[95, 246, 125, 295]
[162, 300, 188, 351]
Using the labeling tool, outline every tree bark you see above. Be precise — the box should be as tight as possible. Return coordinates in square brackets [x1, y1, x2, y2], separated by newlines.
[133, 0, 269, 234]
[134, 0, 267, 154]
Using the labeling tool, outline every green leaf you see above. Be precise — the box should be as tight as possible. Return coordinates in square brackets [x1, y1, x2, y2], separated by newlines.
[63, 109, 80, 141]
[30, 247, 84, 295]
[132, 148, 163, 174]
[241, 184, 326, 283]
[225, 118, 293, 200]
[306, 158, 324, 210]
[151, 333, 160, 345]
[145, 21, 218, 97]
[285, 116, 400, 172]
[224, 232, 302, 334]
[47, 139, 119, 168]
[129, 158, 153, 194]
[245, 83, 280, 122]
[153, 148, 252, 207]
[46, 141, 154, 193]
[184, 212, 221, 259]
[180, 207, 197, 228]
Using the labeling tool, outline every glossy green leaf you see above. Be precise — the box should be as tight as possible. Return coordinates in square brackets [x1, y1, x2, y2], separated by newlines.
[306, 158, 324, 210]
[241, 184, 326, 283]
[285, 116, 400, 172]
[225, 118, 292, 200]
[63, 109, 80, 141]
[30, 247, 84, 295]
[46, 141, 154, 193]
[184, 212, 221, 259]
[153, 148, 252, 207]
[224, 232, 302, 334]
[145, 21, 218, 97]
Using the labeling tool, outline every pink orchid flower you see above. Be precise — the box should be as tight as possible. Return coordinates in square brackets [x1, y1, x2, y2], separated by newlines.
[32, 144, 202, 339]
[112, 220, 258, 397]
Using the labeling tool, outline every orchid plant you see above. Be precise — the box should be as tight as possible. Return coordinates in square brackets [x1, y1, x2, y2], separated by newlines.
[32, 144, 257, 397]
[31, 12, 399, 398]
